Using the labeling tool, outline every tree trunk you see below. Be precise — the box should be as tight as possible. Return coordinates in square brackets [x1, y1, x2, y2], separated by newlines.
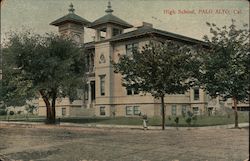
[39, 90, 52, 123]
[232, 97, 239, 128]
[161, 95, 165, 130]
[51, 92, 57, 124]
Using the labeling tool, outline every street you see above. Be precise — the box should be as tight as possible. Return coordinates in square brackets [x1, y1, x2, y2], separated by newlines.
[0, 125, 249, 161]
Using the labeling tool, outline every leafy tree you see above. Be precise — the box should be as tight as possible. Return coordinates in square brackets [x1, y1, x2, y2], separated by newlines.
[113, 41, 199, 130]
[2, 31, 85, 123]
[199, 20, 249, 128]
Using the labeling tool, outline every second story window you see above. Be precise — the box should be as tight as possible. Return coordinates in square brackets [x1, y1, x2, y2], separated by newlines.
[126, 88, 139, 95]
[194, 88, 200, 100]
[100, 75, 105, 96]
[126, 43, 139, 55]
[127, 88, 132, 95]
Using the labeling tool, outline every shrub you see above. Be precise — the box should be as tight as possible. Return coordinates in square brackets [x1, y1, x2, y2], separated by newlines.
[187, 111, 193, 117]
[0, 109, 7, 115]
[174, 117, 179, 124]
[192, 115, 198, 124]
[186, 117, 192, 126]
[168, 116, 171, 120]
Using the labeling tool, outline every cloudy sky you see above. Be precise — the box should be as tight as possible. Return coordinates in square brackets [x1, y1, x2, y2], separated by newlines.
[1, 0, 249, 43]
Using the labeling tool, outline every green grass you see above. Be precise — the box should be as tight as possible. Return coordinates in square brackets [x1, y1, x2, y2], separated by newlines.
[0, 114, 45, 122]
[61, 117, 143, 125]
[0, 112, 249, 127]
[149, 112, 249, 127]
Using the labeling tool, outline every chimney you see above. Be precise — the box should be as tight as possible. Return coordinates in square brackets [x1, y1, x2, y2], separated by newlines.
[136, 22, 153, 29]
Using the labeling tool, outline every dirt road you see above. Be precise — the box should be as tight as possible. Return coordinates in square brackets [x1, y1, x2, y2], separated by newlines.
[0, 125, 249, 161]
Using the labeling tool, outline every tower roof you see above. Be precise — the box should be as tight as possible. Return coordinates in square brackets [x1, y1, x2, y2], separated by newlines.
[88, 1, 133, 29]
[50, 3, 90, 26]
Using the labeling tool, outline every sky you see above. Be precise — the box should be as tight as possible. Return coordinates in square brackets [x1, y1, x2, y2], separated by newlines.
[1, 0, 249, 43]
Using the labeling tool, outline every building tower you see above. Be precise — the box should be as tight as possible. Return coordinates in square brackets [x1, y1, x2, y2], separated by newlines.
[87, 1, 133, 115]
[50, 3, 90, 43]
[88, 1, 133, 41]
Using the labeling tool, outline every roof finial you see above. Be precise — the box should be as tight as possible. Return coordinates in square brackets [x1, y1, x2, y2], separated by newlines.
[105, 1, 113, 14]
[68, 3, 75, 13]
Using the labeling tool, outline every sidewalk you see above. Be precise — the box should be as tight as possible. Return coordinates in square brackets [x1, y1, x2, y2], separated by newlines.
[0, 121, 249, 130]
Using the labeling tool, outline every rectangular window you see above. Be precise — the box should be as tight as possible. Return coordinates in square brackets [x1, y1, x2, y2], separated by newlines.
[76, 89, 83, 100]
[126, 88, 139, 95]
[193, 107, 199, 115]
[126, 88, 132, 95]
[126, 44, 132, 55]
[62, 108, 66, 116]
[179, 90, 185, 94]
[100, 75, 105, 96]
[181, 105, 187, 115]
[194, 88, 200, 100]
[133, 106, 140, 115]
[126, 43, 139, 55]
[100, 31, 106, 40]
[171, 105, 177, 116]
[100, 106, 106, 116]
[126, 106, 133, 115]
[126, 106, 140, 115]
[112, 28, 121, 36]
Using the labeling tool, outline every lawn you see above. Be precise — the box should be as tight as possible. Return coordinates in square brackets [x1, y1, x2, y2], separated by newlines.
[0, 112, 249, 127]
[0, 114, 45, 122]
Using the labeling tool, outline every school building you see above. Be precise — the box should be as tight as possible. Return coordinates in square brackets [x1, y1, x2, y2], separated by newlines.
[38, 2, 248, 118]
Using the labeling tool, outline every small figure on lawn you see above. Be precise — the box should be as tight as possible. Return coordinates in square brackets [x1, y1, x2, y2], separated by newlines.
[140, 113, 148, 130]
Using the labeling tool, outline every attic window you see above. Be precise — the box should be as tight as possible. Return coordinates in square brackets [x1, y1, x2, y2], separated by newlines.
[112, 28, 121, 36]
[100, 31, 106, 40]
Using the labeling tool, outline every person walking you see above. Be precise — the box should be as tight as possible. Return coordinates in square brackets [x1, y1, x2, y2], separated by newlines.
[141, 113, 148, 130]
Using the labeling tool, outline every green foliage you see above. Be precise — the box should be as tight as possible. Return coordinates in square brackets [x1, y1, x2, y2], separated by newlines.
[174, 117, 179, 124]
[113, 41, 199, 130]
[185, 117, 192, 125]
[113, 41, 199, 98]
[2, 30, 85, 121]
[199, 20, 249, 101]
[0, 68, 29, 107]
[192, 115, 198, 124]
[0, 109, 7, 115]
